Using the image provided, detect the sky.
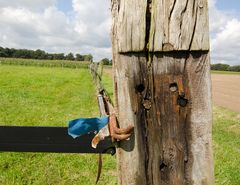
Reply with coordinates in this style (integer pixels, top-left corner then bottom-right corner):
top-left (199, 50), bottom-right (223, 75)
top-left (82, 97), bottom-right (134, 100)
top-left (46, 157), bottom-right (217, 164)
top-left (0, 0), bottom-right (239, 65)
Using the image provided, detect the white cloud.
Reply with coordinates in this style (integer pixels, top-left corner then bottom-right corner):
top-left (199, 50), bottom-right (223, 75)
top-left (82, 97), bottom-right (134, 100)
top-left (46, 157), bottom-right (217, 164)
top-left (209, 0), bottom-right (240, 65)
top-left (209, 0), bottom-right (230, 34)
top-left (0, 0), bottom-right (56, 11)
top-left (211, 19), bottom-right (240, 65)
top-left (0, 7), bottom-right (75, 48)
top-left (0, 0), bottom-right (112, 61)
top-left (72, 0), bottom-right (111, 48)
top-left (0, 0), bottom-right (239, 64)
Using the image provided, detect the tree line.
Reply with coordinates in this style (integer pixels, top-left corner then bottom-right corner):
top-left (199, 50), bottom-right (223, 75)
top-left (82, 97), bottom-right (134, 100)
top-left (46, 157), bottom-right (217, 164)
top-left (0, 47), bottom-right (93, 62)
top-left (211, 63), bottom-right (240, 72)
top-left (100, 58), bottom-right (112, 65)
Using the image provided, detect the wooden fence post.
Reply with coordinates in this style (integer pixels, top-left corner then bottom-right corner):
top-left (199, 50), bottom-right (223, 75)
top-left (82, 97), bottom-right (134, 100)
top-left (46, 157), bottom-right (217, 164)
top-left (111, 0), bottom-right (214, 184)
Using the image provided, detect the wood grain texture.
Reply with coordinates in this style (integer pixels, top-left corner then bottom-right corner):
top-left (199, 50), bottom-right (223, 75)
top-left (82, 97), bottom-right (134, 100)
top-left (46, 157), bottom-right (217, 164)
top-left (112, 52), bottom-right (213, 185)
top-left (116, 0), bottom-right (147, 52)
top-left (149, 0), bottom-right (210, 51)
top-left (115, 0), bottom-right (209, 52)
top-left (111, 0), bottom-right (213, 184)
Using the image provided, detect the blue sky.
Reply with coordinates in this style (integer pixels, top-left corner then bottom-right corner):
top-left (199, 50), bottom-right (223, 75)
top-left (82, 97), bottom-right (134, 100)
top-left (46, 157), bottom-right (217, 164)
top-left (217, 0), bottom-right (240, 11)
top-left (0, 0), bottom-right (239, 65)
top-left (55, 0), bottom-right (240, 17)
top-left (57, 0), bottom-right (72, 13)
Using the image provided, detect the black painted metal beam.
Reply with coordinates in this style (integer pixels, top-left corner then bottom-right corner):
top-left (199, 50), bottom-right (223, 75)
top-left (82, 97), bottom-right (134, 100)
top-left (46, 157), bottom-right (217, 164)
top-left (0, 126), bottom-right (115, 154)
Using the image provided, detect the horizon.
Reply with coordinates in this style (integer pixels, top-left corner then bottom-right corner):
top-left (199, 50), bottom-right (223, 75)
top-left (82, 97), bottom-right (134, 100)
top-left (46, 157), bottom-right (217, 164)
top-left (0, 0), bottom-right (240, 65)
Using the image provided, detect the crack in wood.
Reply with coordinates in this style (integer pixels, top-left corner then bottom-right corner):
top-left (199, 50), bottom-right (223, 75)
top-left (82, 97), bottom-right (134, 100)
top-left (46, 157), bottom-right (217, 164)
top-left (179, 0), bottom-right (189, 45)
top-left (169, 0), bottom-right (177, 23)
top-left (189, 4), bottom-right (198, 50)
top-left (144, 1), bottom-right (153, 184)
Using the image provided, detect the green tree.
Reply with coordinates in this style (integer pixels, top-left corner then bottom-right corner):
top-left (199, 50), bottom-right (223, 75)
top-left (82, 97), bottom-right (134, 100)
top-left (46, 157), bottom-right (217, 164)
top-left (75, 54), bottom-right (84, 61)
top-left (228, 65), bottom-right (240, 72)
top-left (101, 58), bottom-right (110, 65)
top-left (84, 54), bottom-right (93, 62)
top-left (53, 53), bottom-right (65, 60)
top-left (65, 53), bottom-right (75, 61)
top-left (34, 49), bottom-right (46, 59)
top-left (211, 63), bottom-right (230, 71)
top-left (0, 47), bottom-right (7, 57)
top-left (5, 48), bottom-right (15, 57)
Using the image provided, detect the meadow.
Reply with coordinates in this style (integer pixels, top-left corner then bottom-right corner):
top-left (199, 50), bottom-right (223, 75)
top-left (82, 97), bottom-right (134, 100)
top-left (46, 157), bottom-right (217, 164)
top-left (0, 65), bottom-right (117, 185)
top-left (0, 62), bottom-right (239, 185)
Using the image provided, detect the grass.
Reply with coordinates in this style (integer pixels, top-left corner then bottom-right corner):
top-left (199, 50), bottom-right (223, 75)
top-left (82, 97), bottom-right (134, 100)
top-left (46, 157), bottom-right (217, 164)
top-left (0, 65), bottom-right (117, 185)
top-left (0, 64), bottom-right (239, 184)
top-left (0, 65), bottom-right (97, 126)
top-left (213, 106), bottom-right (240, 185)
top-left (211, 70), bottom-right (240, 75)
top-left (211, 67), bottom-right (240, 184)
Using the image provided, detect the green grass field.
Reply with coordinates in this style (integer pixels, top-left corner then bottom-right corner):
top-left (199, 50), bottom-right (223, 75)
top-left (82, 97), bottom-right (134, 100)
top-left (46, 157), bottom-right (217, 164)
top-left (211, 70), bottom-right (240, 75)
top-left (0, 64), bottom-right (239, 184)
top-left (213, 106), bottom-right (240, 185)
top-left (0, 65), bottom-right (117, 185)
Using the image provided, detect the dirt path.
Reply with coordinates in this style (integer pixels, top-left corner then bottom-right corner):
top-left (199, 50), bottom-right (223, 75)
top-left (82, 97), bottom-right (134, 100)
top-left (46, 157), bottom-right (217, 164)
top-left (212, 74), bottom-right (240, 113)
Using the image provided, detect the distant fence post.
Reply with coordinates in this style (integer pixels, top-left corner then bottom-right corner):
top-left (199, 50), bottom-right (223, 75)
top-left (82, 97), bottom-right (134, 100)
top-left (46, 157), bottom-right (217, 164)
top-left (111, 0), bottom-right (214, 184)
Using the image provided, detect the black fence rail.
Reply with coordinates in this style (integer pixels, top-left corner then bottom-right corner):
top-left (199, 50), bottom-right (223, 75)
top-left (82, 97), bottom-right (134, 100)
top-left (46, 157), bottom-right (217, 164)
top-left (0, 126), bottom-right (115, 154)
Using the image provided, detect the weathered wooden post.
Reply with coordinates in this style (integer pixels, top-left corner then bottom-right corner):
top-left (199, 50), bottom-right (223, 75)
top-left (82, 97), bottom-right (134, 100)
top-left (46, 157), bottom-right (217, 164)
top-left (111, 0), bottom-right (214, 184)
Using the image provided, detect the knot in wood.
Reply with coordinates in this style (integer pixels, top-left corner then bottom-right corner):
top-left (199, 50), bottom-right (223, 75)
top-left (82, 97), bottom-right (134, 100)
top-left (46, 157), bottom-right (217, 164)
top-left (143, 99), bottom-right (152, 110)
top-left (199, 3), bottom-right (204, 8)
